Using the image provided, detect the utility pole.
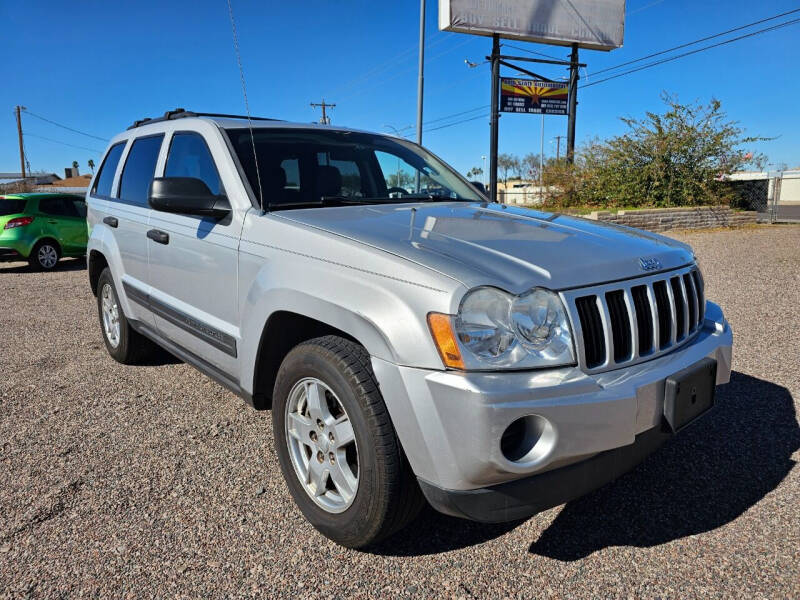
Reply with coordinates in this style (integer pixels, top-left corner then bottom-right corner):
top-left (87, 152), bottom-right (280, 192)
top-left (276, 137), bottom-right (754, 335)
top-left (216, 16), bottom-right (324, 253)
top-left (489, 34), bottom-right (500, 203)
top-left (415, 0), bottom-right (426, 192)
top-left (553, 135), bottom-right (565, 161)
top-left (566, 43), bottom-right (579, 164)
top-left (310, 99), bottom-right (335, 124)
top-left (15, 105), bottom-right (26, 179)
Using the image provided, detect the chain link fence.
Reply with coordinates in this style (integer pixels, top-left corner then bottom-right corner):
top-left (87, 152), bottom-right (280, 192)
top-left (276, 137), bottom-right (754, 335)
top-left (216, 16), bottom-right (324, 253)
top-left (725, 171), bottom-right (800, 224)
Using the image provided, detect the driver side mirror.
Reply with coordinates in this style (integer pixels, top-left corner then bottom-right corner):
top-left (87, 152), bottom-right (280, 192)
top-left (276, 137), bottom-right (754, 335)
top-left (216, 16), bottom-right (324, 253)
top-left (148, 177), bottom-right (231, 218)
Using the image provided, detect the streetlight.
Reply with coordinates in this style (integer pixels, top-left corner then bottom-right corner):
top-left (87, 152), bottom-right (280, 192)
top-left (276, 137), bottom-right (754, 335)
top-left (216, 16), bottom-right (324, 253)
top-left (481, 155), bottom-right (487, 188)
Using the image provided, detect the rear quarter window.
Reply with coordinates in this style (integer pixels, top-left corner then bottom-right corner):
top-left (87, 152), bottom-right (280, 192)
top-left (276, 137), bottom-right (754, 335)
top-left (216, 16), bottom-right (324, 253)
top-left (92, 142), bottom-right (126, 197)
top-left (0, 199), bottom-right (27, 216)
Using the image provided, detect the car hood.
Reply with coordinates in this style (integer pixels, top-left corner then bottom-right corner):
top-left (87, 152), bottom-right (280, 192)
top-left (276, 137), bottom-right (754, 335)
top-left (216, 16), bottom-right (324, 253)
top-left (278, 202), bottom-right (694, 293)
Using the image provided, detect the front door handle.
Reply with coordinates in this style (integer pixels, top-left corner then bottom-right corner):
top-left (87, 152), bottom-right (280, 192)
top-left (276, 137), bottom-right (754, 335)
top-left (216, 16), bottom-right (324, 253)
top-left (147, 229), bottom-right (169, 245)
top-left (103, 216), bottom-right (118, 228)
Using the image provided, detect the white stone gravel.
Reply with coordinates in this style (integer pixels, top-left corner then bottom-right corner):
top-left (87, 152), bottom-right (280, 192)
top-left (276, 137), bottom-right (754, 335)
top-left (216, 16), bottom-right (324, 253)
top-left (0, 225), bottom-right (798, 598)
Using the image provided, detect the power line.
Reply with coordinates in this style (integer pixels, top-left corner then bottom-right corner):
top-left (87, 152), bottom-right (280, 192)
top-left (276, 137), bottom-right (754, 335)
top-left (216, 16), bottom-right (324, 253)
top-left (23, 133), bottom-right (104, 153)
top-left (583, 17), bottom-right (800, 88)
top-left (502, 43), bottom-right (564, 61)
top-left (21, 109), bottom-right (109, 142)
top-left (426, 111), bottom-right (488, 133)
top-left (590, 7), bottom-right (800, 77)
top-left (411, 12), bottom-right (800, 134)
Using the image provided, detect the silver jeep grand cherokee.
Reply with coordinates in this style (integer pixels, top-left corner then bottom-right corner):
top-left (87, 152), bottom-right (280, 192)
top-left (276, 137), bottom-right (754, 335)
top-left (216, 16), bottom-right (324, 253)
top-left (86, 109), bottom-right (732, 548)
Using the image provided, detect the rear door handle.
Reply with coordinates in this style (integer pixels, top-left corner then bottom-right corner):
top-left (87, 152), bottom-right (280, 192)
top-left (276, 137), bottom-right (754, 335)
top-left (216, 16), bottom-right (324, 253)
top-left (48, 219), bottom-right (58, 224)
top-left (103, 216), bottom-right (118, 228)
top-left (147, 229), bottom-right (169, 245)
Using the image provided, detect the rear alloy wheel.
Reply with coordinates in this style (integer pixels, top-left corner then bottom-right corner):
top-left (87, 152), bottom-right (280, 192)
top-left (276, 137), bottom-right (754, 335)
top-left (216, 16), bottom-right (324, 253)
top-left (272, 336), bottom-right (424, 548)
top-left (96, 267), bottom-right (155, 364)
top-left (29, 241), bottom-right (60, 270)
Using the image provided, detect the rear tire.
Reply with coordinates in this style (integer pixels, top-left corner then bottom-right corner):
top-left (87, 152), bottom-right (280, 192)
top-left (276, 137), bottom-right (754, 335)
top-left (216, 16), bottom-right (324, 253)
top-left (29, 240), bottom-right (60, 271)
top-left (272, 335), bottom-right (424, 548)
top-left (96, 268), bottom-right (154, 364)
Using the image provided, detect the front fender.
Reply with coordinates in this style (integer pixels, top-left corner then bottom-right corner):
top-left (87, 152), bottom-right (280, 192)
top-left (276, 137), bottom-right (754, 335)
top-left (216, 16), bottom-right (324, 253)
top-left (236, 244), bottom-right (459, 395)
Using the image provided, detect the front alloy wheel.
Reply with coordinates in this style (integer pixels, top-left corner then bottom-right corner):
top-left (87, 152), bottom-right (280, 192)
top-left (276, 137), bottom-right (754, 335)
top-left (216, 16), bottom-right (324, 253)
top-left (285, 377), bottom-right (359, 513)
top-left (272, 336), bottom-right (424, 548)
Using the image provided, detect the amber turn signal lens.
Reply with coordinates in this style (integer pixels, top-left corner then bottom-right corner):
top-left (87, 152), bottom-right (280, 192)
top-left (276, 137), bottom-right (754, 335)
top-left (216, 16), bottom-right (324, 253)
top-left (427, 313), bottom-right (464, 369)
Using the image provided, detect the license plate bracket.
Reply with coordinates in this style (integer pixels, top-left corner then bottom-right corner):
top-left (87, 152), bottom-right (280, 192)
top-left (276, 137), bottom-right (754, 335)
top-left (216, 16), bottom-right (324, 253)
top-left (663, 357), bottom-right (717, 432)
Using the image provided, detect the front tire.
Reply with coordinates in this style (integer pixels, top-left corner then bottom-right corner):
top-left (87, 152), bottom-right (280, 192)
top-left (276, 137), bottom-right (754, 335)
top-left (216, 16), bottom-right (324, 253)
top-left (96, 268), bottom-right (154, 364)
top-left (29, 240), bottom-right (60, 271)
top-left (272, 336), bottom-right (424, 548)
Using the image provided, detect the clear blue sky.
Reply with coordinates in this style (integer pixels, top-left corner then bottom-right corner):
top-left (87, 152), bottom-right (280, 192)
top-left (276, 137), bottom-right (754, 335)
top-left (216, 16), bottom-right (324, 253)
top-left (3, 0), bottom-right (798, 177)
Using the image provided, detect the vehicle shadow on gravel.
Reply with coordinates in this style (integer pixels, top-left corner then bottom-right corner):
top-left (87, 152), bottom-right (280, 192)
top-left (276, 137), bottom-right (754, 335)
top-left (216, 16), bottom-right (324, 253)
top-left (528, 371), bottom-right (799, 561)
top-left (0, 258), bottom-right (86, 273)
top-left (368, 505), bottom-right (523, 556)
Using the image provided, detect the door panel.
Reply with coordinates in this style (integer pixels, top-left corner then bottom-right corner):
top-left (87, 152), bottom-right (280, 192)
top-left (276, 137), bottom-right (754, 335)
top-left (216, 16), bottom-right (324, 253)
top-left (147, 211), bottom-right (240, 374)
top-left (147, 131), bottom-right (241, 375)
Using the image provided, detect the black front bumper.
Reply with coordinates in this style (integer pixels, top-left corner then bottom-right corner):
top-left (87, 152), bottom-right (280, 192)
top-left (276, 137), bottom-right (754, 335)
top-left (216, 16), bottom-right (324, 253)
top-left (418, 426), bottom-right (672, 523)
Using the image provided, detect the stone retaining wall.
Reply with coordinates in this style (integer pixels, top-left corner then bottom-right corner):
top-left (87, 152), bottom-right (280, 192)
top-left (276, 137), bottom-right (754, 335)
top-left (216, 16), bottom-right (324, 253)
top-left (581, 206), bottom-right (757, 232)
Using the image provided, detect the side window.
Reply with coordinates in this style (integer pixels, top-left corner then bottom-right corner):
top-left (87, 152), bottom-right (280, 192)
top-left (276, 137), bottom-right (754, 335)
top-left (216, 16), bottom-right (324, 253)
top-left (92, 142), bottom-right (126, 197)
top-left (39, 198), bottom-right (78, 217)
top-left (119, 135), bottom-right (165, 205)
top-left (164, 133), bottom-right (222, 195)
top-left (72, 199), bottom-right (87, 218)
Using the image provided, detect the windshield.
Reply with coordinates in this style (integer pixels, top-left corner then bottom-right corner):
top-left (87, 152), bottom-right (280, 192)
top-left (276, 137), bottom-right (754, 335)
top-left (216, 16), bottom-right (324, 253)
top-left (224, 128), bottom-right (483, 210)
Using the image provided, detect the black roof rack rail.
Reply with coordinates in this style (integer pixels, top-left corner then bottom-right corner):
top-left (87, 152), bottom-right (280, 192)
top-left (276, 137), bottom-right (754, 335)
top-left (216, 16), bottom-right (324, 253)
top-left (127, 108), bottom-right (280, 130)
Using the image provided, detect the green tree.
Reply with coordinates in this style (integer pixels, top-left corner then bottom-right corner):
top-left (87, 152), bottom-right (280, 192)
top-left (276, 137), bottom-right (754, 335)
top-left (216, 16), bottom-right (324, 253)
top-left (577, 94), bottom-right (768, 208)
top-left (72, 160), bottom-right (79, 170)
top-left (521, 153), bottom-right (541, 181)
top-left (497, 153), bottom-right (519, 184)
top-left (466, 166), bottom-right (483, 180)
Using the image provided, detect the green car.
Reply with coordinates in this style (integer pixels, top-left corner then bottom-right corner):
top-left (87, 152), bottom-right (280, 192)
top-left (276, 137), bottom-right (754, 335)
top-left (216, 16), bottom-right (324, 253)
top-left (0, 193), bottom-right (88, 270)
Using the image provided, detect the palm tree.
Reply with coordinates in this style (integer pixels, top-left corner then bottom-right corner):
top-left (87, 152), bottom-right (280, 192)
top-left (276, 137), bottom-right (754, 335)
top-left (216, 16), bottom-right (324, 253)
top-left (88, 159), bottom-right (95, 174)
top-left (72, 160), bottom-right (79, 169)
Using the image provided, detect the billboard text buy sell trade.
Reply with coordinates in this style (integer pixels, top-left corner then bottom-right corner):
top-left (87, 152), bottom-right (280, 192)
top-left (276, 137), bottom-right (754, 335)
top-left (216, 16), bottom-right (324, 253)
top-left (500, 79), bottom-right (569, 115)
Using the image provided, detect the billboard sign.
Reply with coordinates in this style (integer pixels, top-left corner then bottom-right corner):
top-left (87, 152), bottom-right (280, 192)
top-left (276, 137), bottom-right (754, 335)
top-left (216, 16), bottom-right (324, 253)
top-left (439, 0), bottom-right (626, 51)
top-left (501, 78), bottom-right (568, 115)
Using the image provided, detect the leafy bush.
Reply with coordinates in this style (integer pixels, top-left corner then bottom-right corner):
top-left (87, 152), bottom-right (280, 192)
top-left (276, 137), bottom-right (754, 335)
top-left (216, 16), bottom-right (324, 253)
top-left (538, 94), bottom-right (767, 209)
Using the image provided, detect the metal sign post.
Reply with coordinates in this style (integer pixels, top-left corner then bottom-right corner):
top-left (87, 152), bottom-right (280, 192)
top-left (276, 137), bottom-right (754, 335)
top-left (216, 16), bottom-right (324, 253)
top-left (489, 35), bottom-right (500, 203)
top-left (566, 44), bottom-right (580, 164)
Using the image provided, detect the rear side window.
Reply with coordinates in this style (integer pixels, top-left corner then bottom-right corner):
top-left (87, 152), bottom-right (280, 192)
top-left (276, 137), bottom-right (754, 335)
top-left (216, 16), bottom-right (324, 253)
top-left (92, 142), bottom-right (126, 197)
top-left (0, 199), bottom-right (27, 216)
top-left (164, 133), bottom-right (222, 195)
top-left (39, 197), bottom-right (80, 217)
top-left (72, 199), bottom-right (87, 218)
top-left (119, 135), bottom-right (164, 205)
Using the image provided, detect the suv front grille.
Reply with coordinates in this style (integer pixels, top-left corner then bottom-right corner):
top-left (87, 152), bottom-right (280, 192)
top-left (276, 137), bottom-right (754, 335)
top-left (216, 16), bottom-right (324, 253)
top-left (561, 265), bottom-right (705, 373)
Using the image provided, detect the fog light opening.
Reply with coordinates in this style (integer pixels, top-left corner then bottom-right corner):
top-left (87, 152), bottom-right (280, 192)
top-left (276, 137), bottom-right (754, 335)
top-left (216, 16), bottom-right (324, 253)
top-left (500, 415), bottom-right (554, 464)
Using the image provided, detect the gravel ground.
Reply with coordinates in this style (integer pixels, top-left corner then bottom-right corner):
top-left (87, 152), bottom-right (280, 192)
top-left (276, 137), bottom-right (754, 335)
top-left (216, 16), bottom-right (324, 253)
top-left (1, 225), bottom-right (798, 599)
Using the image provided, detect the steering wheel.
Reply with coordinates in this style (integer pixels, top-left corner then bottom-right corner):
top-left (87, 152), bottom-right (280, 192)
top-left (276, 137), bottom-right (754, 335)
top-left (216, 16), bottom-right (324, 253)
top-left (386, 187), bottom-right (409, 197)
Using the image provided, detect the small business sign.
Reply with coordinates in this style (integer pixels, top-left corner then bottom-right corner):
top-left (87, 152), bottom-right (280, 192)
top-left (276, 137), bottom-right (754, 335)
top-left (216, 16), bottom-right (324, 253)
top-left (500, 78), bottom-right (568, 115)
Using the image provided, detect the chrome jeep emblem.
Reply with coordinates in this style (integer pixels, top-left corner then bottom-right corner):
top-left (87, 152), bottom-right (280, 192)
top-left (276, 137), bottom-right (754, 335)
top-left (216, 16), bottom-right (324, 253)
top-left (639, 257), bottom-right (663, 272)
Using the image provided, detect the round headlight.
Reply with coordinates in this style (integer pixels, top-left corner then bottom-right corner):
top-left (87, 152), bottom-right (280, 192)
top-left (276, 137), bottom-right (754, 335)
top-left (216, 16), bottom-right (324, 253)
top-left (454, 287), bottom-right (515, 360)
top-left (510, 288), bottom-right (573, 358)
